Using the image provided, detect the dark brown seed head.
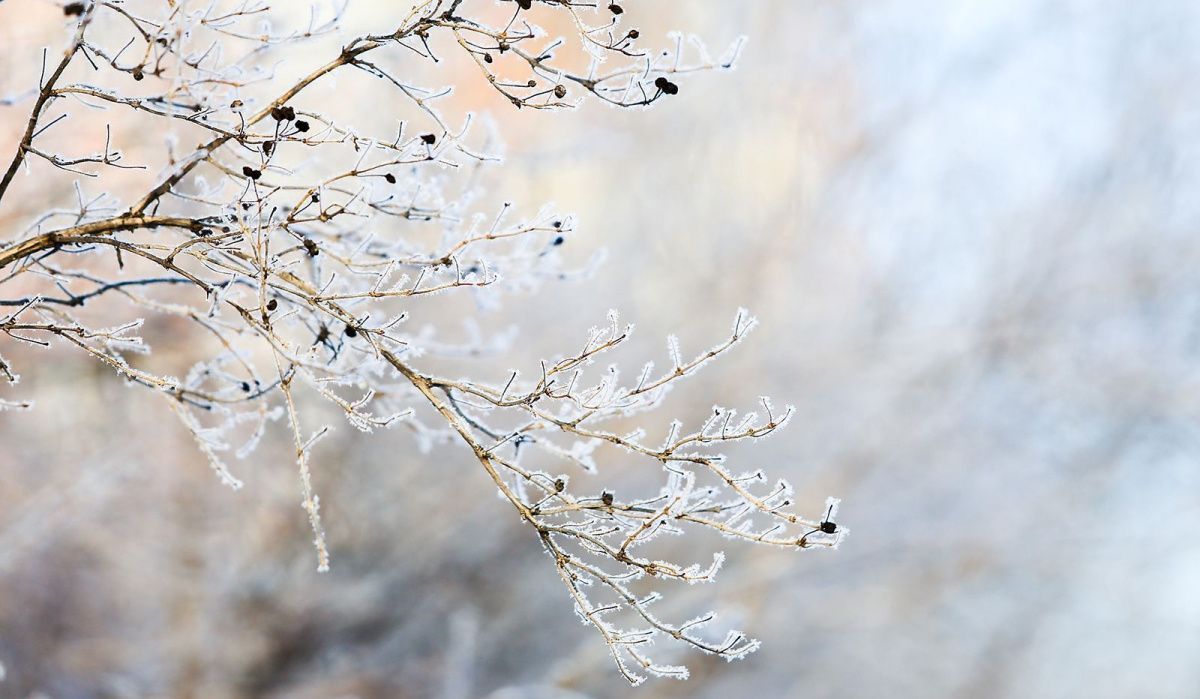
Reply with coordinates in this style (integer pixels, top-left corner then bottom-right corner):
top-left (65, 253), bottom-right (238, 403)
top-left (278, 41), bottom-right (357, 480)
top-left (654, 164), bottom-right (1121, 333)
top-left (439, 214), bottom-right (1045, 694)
top-left (601, 491), bottom-right (614, 506)
top-left (64, 2), bottom-right (86, 17)
top-left (266, 299), bottom-right (278, 311)
top-left (609, 3), bottom-right (623, 14)
top-left (420, 133), bottom-right (437, 145)
top-left (553, 84), bottom-right (567, 99)
top-left (242, 166), bottom-right (261, 180)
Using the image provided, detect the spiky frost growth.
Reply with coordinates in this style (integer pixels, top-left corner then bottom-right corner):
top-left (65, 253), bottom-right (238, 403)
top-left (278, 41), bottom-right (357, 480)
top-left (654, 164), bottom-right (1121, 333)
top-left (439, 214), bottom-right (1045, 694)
top-left (0, 0), bottom-right (839, 682)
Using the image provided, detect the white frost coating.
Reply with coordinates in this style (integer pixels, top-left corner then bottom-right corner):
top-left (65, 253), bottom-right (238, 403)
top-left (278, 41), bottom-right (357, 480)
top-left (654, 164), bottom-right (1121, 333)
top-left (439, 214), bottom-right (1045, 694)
top-left (168, 400), bottom-right (244, 491)
top-left (0, 2), bottom-right (841, 685)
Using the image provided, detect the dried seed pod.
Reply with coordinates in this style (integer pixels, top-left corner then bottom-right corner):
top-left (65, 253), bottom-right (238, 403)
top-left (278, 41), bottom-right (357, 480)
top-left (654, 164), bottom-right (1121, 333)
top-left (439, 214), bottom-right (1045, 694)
top-left (654, 76), bottom-right (679, 95)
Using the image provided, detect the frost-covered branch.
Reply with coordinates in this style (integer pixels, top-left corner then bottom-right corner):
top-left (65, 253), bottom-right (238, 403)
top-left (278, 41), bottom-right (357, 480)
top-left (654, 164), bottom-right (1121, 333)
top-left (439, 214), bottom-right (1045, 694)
top-left (0, 0), bottom-right (838, 684)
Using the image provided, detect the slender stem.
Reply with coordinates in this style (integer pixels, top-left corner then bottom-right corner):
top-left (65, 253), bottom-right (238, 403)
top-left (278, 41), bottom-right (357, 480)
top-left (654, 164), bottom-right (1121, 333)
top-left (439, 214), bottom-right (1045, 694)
top-left (0, 13), bottom-right (92, 207)
top-left (0, 216), bottom-right (205, 270)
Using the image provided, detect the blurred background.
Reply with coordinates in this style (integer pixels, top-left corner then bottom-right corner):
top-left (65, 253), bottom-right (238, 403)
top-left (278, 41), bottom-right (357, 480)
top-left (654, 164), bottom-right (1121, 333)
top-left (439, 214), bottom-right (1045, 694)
top-left (3, 1), bottom-right (1200, 697)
